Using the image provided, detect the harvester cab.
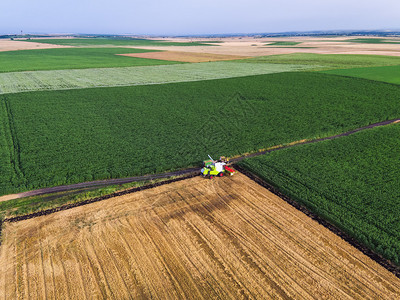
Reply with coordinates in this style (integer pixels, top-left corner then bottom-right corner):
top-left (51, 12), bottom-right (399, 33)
top-left (201, 155), bottom-right (236, 179)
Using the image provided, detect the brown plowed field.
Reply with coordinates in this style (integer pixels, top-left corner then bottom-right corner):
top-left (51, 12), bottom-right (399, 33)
top-left (1, 173), bottom-right (400, 299)
top-left (118, 51), bottom-right (251, 62)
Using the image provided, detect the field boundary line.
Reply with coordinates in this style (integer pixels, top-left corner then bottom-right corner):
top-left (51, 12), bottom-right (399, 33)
top-left (233, 164), bottom-right (400, 280)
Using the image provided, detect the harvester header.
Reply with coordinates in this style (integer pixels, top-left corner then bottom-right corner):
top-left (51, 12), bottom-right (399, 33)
top-left (201, 155), bottom-right (236, 179)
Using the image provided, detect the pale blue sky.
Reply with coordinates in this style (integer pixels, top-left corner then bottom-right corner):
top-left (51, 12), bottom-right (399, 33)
top-left (1, 0), bottom-right (399, 35)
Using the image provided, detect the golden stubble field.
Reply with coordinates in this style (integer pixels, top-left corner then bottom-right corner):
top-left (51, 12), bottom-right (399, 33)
top-left (0, 40), bottom-right (71, 52)
top-left (1, 173), bottom-right (400, 299)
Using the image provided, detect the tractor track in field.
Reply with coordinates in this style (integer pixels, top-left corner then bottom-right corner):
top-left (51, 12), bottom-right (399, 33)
top-left (1, 117), bottom-right (398, 203)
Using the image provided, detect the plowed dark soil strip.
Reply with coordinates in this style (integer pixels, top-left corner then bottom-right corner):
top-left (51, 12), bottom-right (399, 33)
top-left (233, 164), bottom-right (400, 280)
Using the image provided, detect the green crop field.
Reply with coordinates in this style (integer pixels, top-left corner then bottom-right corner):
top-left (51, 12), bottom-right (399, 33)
top-left (238, 124), bottom-right (400, 264)
top-left (321, 65), bottom-right (400, 85)
top-left (1, 72), bottom-right (400, 196)
top-left (0, 48), bottom-right (181, 73)
top-left (28, 38), bottom-right (220, 47)
top-left (346, 38), bottom-right (400, 44)
top-left (265, 41), bottom-right (301, 46)
top-left (238, 53), bottom-right (400, 70)
top-left (0, 62), bottom-right (312, 94)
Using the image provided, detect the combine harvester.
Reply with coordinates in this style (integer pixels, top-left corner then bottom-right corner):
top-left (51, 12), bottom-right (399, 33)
top-left (201, 155), bottom-right (236, 179)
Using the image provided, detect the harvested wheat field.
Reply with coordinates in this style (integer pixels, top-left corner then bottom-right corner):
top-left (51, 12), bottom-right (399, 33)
top-left (1, 173), bottom-right (400, 299)
top-left (118, 51), bottom-right (251, 62)
top-left (0, 40), bottom-right (71, 52)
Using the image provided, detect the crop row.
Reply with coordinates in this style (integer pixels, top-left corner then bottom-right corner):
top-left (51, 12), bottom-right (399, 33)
top-left (238, 124), bottom-right (400, 264)
top-left (1, 72), bottom-right (400, 196)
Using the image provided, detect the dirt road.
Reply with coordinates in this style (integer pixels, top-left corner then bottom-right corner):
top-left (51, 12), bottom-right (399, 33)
top-left (1, 173), bottom-right (399, 299)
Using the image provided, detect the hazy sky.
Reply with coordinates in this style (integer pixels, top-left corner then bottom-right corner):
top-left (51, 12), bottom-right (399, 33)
top-left (1, 0), bottom-right (399, 35)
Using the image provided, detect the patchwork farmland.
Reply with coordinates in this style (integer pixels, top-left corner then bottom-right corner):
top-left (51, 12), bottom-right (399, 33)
top-left (1, 36), bottom-right (400, 298)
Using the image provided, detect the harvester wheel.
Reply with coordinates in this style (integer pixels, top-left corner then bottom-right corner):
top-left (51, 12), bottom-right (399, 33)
top-left (209, 175), bottom-right (214, 179)
top-left (219, 172), bottom-right (223, 177)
